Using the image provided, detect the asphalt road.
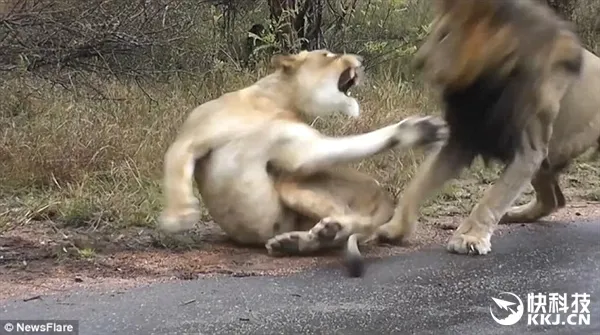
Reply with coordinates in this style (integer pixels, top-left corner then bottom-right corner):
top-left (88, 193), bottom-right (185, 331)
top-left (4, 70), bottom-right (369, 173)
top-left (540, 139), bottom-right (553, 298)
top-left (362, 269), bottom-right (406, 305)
top-left (1, 221), bottom-right (599, 335)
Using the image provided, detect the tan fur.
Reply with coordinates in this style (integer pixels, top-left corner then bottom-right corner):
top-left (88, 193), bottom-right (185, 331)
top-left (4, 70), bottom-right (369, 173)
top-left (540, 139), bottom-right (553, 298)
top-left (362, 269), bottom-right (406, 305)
top-left (376, 0), bottom-right (600, 255)
top-left (158, 49), bottom-right (448, 269)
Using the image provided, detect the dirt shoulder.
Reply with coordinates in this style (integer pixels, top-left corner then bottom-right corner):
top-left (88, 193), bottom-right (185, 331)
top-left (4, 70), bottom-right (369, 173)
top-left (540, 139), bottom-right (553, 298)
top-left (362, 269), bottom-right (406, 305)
top-left (2, 201), bottom-right (600, 302)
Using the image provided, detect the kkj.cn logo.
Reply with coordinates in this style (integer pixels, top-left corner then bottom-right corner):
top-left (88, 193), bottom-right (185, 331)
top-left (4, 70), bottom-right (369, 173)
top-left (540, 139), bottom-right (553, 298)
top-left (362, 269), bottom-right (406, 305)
top-left (489, 292), bottom-right (524, 326)
top-left (489, 291), bottom-right (591, 326)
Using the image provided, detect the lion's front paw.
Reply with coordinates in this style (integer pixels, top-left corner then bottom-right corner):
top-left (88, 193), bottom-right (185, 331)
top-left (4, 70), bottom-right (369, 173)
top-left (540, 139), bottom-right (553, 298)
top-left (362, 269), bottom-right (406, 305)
top-left (309, 217), bottom-right (344, 241)
top-left (446, 232), bottom-right (492, 255)
top-left (395, 115), bottom-right (449, 148)
top-left (158, 206), bottom-right (200, 233)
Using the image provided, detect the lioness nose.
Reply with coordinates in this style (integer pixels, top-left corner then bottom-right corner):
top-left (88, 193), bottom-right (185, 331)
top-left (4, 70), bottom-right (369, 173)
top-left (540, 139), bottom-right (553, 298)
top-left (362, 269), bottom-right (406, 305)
top-left (345, 54), bottom-right (363, 64)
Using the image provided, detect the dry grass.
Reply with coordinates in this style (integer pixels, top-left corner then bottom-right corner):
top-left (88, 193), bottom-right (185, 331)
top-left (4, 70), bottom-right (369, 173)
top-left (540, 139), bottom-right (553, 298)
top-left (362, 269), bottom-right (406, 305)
top-left (0, 68), bottom-right (434, 230)
top-left (2, 67), bottom-right (600, 235)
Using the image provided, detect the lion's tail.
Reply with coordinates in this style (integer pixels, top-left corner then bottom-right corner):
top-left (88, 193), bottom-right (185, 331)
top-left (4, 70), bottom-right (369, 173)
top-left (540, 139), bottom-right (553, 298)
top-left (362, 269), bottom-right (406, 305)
top-left (345, 233), bottom-right (364, 278)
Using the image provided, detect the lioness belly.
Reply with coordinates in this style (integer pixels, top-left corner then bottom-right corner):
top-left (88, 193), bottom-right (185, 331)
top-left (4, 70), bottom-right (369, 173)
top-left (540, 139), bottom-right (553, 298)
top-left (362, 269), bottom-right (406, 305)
top-left (195, 147), bottom-right (292, 244)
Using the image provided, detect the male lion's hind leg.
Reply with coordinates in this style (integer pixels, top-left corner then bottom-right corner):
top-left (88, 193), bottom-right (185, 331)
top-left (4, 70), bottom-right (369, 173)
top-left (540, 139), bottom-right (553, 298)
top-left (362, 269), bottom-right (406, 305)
top-left (500, 167), bottom-right (566, 224)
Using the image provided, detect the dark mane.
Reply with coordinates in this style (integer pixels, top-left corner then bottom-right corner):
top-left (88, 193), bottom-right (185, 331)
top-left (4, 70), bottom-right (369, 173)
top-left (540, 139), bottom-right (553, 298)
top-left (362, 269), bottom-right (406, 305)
top-left (442, 68), bottom-right (535, 164)
top-left (439, 0), bottom-right (581, 165)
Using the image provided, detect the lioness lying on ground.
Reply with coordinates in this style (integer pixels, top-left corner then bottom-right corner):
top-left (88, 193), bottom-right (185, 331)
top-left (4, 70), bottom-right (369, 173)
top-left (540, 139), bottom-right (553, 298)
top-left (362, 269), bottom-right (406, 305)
top-left (158, 49), bottom-right (448, 276)
top-left (376, 0), bottom-right (600, 255)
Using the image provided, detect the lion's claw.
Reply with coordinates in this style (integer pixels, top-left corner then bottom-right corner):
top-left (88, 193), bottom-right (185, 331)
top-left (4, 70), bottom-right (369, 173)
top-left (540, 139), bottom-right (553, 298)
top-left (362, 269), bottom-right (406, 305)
top-left (446, 233), bottom-right (492, 255)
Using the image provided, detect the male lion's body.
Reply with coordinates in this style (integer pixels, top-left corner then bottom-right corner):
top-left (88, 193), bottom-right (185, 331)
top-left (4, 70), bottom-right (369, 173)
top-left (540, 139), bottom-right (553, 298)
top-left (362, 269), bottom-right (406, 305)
top-left (547, 49), bottom-right (600, 166)
top-left (376, 0), bottom-right (600, 255)
top-left (158, 49), bottom-right (447, 276)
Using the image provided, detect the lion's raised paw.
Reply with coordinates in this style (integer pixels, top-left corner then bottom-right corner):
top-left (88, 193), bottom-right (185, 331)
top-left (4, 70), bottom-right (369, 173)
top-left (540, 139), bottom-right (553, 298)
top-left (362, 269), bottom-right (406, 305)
top-left (394, 115), bottom-right (449, 149)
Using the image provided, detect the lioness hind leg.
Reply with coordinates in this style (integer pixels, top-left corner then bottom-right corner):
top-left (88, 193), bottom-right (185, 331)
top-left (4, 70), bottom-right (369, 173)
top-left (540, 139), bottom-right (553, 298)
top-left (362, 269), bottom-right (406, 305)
top-left (266, 182), bottom-right (345, 256)
top-left (266, 180), bottom-right (378, 256)
top-left (265, 230), bottom-right (323, 255)
top-left (265, 216), bottom-right (363, 255)
top-left (274, 180), bottom-right (348, 225)
top-left (500, 168), bottom-right (566, 224)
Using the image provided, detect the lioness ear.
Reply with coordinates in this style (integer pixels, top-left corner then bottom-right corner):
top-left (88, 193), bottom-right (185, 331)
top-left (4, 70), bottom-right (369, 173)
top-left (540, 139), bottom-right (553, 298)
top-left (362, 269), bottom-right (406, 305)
top-left (271, 54), bottom-right (298, 73)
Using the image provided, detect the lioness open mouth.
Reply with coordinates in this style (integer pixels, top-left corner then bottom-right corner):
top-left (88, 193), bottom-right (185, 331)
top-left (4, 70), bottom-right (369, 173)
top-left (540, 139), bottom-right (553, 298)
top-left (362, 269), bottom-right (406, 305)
top-left (338, 67), bottom-right (358, 96)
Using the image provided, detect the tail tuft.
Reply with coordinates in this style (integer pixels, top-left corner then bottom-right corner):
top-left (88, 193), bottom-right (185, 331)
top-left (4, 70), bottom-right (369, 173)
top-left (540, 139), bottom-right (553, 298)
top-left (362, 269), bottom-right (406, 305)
top-left (345, 234), bottom-right (365, 278)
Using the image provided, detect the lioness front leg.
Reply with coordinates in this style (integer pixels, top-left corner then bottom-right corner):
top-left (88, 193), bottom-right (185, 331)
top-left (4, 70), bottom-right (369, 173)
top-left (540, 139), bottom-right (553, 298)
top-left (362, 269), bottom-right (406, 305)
top-left (158, 139), bottom-right (208, 233)
top-left (500, 166), bottom-right (566, 224)
top-left (159, 128), bottom-right (236, 233)
top-left (270, 115), bottom-right (448, 175)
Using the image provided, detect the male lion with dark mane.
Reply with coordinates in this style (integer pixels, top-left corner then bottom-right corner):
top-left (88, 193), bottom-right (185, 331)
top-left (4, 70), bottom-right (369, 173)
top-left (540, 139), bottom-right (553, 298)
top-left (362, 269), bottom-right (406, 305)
top-left (375, 0), bottom-right (600, 255)
top-left (158, 49), bottom-right (448, 276)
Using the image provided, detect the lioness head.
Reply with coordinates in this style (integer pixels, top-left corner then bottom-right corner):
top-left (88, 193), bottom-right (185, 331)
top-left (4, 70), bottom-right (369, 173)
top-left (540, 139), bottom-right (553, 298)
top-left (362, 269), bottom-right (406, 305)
top-left (270, 49), bottom-right (364, 118)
